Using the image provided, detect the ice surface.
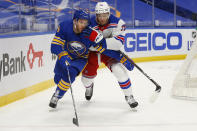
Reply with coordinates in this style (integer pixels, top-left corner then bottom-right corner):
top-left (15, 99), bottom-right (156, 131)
top-left (1, 60), bottom-right (197, 131)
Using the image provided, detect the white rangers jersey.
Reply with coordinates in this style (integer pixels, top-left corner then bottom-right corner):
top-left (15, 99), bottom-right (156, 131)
top-left (90, 14), bottom-right (126, 50)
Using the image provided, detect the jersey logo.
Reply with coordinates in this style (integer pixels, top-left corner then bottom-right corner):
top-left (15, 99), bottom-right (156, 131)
top-left (67, 41), bottom-right (87, 57)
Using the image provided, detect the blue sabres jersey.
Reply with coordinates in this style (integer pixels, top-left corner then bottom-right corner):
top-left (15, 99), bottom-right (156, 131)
top-left (51, 20), bottom-right (93, 60)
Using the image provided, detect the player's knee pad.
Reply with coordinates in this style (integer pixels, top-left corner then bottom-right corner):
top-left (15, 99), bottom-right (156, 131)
top-left (61, 66), bottom-right (79, 84)
top-left (111, 63), bottom-right (129, 82)
top-left (81, 76), bottom-right (94, 87)
top-left (68, 66), bottom-right (79, 83)
top-left (54, 73), bottom-right (62, 84)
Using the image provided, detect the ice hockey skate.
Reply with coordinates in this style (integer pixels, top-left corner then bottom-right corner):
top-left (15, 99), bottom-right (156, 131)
top-left (125, 95), bottom-right (138, 110)
top-left (49, 93), bottom-right (59, 108)
top-left (85, 83), bottom-right (94, 100)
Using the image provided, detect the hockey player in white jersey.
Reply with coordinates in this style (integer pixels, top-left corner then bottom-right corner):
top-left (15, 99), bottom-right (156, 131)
top-left (81, 2), bottom-right (138, 109)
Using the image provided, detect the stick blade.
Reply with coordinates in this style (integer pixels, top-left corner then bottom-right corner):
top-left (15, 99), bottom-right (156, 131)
top-left (149, 86), bottom-right (161, 103)
top-left (73, 118), bottom-right (79, 127)
top-left (149, 91), bottom-right (159, 103)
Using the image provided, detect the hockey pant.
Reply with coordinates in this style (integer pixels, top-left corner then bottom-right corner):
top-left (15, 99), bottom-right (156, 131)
top-left (54, 58), bottom-right (87, 98)
top-left (82, 51), bottom-right (133, 96)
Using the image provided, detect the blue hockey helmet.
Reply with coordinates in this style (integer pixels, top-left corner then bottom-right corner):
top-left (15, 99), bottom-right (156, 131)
top-left (73, 9), bottom-right (90, 21)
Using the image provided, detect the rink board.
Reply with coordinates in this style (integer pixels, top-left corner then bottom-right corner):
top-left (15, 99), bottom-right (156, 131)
top-left (0, 28), bottom-right (195, 107)
top-left (0, 34), bottom-right (56, 107)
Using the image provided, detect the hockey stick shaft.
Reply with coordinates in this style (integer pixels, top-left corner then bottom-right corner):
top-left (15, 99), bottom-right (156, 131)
top-left (121, 52), bottom-right (161, 92)
top-left (132, 62), bottom-right (161, 91)
top-left (66, 62), bottom-right (79, 127)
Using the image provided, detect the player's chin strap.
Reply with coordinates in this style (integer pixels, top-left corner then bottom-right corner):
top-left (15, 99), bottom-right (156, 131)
top-left (120, 51), bottom-right (162, 103)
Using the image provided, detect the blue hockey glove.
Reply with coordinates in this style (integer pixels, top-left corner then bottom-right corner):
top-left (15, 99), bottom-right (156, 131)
top-left (93, 39), bottom-right (107, 53)
top-left (102, 50), bottom-right (134, 71)
top-left (58, 51), bottom-right (72, 68)
top-left (120, 53), bottom-right (134, 71)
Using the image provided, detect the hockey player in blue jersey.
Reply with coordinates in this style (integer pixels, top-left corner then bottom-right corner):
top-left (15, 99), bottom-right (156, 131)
top-left (49, 9), bottom-right (105, 108)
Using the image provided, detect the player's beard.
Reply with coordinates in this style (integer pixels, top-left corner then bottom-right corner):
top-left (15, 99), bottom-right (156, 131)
top-left (96, 17), bottom-right (109, 26)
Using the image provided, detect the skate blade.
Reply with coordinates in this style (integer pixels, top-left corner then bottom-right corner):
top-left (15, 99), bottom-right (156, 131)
top-left (130, 107), bottom-right (138, 112)
top-left (48, 107), bottom-right (58, 112)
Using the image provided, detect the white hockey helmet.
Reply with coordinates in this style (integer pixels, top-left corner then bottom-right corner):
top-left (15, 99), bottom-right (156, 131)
top-left (95, 2), bottom-right (110, 14)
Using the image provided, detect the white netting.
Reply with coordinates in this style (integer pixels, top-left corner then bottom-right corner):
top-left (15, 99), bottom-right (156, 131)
top-left (172, 31), bottom-right (197, 100)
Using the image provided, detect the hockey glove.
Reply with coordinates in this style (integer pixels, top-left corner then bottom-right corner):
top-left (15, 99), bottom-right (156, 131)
top-left (103, 50), bottom-right (134, 71)
top-left (93, 39), bottom-right (107, 53)
top-left (58, 51), bottom-right (72, 68)
top-left (120, 53), bottom-right (134, 71)
top-left (82, 27), bottom-right (107, 53)
top-left (82, 27), bottom-right (104, 44)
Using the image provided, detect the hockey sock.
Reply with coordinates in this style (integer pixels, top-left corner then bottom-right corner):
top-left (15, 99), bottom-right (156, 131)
top-left (118, 79), bottom-right (133, 96)
top-left (81, 76), bottom-right (94, 88)
top-left (55, 79), bottom-right (71, 99)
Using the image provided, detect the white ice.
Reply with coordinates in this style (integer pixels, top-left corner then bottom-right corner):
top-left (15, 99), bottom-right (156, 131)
top-left (1, 60), bottom-right (197, 131)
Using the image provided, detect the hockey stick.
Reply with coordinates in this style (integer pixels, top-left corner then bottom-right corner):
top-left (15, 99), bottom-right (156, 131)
top-left (120, 51), bottom-right (161, 102)
top-left (65, 62), bottom-right (79, 127)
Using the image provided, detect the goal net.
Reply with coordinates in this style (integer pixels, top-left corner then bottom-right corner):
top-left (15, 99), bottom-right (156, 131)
top-left (172, 31), bottom-right (197, 100)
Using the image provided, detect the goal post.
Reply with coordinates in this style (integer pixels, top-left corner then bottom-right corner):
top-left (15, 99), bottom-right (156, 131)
top-left (172, 30), bottom-right (197, 100)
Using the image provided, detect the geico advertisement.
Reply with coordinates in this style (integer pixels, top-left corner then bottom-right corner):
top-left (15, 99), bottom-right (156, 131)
top-left (0, 34), bottom-right (56, 96)
top-left (124, 29), bottom-right (196, 57)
